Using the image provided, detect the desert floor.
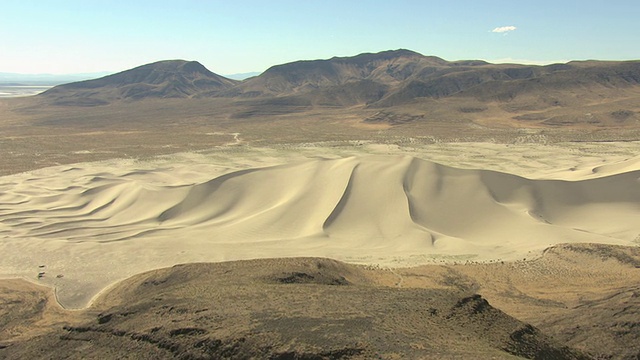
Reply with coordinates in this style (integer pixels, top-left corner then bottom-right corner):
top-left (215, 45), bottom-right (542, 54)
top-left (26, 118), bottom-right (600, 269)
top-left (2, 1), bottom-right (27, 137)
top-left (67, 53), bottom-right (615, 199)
top-left (1, 140), bottom-right (638, 309)
top-left (1, 140), bottom-right (639, 358)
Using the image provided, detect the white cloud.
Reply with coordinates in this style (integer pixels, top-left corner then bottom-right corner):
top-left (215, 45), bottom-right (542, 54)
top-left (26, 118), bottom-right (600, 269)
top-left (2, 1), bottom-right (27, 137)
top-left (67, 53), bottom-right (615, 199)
top-left (491, 26), bottom-right (517, 33)
top-left (486, 58), bottom-right (570, 66)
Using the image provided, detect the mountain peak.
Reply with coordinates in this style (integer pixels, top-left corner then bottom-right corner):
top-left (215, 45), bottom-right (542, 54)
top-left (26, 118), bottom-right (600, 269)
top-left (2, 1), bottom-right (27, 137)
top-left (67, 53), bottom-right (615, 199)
top-left (332, 49), bottom-right (421, 59)
top-left (224, 49), bottom-right (450, 98)
top-left (67, 59), bottom-right (222, 87)
top-left (40, 59), bottom-right (237, 105)
top-left (136, 60), bottom-right (213, 76)
top-left (330, 49), bottom-right (441, 64)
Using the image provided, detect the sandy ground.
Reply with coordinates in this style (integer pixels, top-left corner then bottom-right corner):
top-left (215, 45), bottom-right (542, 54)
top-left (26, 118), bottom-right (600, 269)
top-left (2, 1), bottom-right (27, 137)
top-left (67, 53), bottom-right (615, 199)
top-left (1, 141), bottom-right (639, 309)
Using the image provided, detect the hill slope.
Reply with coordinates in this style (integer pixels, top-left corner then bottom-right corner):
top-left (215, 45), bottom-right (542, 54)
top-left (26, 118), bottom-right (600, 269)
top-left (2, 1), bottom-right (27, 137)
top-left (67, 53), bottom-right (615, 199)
top-left (40, 60), bottom-right (237, 105)
top-left (218, 50), bottom-right (640, 125)
top-left (222, 49), bottom-right (444, 97)
top-left (0, 258), bottom-right (588, 359)
top-left (225, 49), bottom-right (640, 107)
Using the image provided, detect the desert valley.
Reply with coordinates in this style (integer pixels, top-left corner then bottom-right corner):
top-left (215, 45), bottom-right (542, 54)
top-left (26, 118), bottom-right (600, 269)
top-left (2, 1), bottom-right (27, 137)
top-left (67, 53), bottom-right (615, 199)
top-left (1, 49), bottom-right (640, 359)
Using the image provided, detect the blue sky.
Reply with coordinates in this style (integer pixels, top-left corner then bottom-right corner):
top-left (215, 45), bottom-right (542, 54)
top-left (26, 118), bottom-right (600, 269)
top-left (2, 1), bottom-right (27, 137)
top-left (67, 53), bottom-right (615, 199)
top-left (2, 0), bottom-right (639, 74)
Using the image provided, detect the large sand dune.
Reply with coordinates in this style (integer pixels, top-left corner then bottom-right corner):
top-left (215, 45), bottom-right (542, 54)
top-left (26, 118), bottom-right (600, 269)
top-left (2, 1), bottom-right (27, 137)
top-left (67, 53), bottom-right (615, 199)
top-left (1, 152), bottom-right (639, 309)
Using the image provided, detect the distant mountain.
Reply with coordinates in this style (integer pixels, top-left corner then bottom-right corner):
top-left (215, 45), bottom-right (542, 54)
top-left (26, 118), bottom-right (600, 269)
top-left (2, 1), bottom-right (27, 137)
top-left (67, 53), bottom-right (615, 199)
top-left (36, 50), bottom-right (640, 115)
top-left (224, 71), bottom-right (262, 80)
top-left (40, 60), bottom-right (237, 106)
top-left (375, 59), bottom-right (640, 107)
top-left (0, 72), bottom-right (112, 86)
top-left (226, 49), bottom-right (640, 108)
top-left (222, 49), bottom-right (445, 99)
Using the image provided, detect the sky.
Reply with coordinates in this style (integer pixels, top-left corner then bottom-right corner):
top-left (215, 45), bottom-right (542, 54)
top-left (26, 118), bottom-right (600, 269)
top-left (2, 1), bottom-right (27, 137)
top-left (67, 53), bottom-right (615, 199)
top-left (2, 0), bottom-right (639, 75)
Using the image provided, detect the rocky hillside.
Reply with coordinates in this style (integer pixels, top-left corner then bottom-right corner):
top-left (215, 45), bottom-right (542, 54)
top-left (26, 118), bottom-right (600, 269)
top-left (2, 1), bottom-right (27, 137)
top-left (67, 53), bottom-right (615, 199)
top-left (40, 60), bottom-right (238, 106)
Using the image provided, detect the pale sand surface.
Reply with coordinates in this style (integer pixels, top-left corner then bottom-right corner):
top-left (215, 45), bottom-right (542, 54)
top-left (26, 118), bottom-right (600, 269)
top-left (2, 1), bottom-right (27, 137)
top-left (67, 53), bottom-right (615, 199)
top-left (1, 141), bottom-right (639, 309)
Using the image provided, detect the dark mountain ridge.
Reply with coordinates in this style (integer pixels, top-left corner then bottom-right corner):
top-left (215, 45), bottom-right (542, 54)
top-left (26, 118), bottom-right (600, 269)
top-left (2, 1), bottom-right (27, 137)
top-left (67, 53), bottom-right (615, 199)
top-left (221, 49), bottom-right (448, 98)
top-left (38, 50), bottom-right (640, 112)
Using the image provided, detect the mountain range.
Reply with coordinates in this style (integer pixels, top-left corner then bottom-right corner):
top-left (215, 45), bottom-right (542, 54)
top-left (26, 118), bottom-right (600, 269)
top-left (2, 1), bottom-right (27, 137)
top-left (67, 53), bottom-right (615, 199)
top-left (39, 49), bottom-right (640, 107)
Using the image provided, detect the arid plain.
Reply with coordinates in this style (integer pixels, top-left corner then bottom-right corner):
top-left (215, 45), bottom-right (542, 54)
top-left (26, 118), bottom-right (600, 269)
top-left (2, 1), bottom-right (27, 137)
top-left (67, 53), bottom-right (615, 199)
top-left (1, 50), bottom-right (640, 359)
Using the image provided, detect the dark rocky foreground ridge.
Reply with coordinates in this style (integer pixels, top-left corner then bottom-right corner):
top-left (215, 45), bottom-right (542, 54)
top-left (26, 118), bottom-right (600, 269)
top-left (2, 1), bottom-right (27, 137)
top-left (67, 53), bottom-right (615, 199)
top-left (2, 245), bottom-right (640, 359)
top-left (0, 258), bottom-right (589, 359)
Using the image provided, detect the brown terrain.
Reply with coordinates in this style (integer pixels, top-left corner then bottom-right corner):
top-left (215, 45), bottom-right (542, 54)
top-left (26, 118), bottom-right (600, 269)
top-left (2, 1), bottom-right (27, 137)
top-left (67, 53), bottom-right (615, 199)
top-left (1, 49), bottom-right (639, 359)
top-left (1, 245), bottom-right (639, 359)
top-left (2, 49), bottom-right (639, 175)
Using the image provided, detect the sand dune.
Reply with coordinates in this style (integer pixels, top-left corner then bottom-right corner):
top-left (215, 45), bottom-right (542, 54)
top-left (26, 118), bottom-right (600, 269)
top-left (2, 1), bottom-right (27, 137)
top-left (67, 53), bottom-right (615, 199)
top-left (1, 154), bottom-right (639, 308)
top-left (588, 154), bottom-right (640, 176)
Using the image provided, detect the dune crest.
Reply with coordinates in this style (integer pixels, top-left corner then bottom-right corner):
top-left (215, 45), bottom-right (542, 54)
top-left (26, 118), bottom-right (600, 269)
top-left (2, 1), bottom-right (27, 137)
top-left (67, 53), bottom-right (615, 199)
top-left (1, 155), bottom-right (638, 308)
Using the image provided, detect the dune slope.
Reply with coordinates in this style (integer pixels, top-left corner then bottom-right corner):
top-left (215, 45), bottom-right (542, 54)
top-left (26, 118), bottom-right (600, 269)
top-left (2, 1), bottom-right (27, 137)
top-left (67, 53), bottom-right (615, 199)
top-left (1, 155), bottom-right (638, 308)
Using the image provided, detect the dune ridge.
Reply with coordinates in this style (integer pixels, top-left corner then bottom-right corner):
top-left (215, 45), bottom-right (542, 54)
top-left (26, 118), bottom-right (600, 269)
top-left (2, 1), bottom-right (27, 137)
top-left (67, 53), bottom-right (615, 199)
top-left (1, 155), bottom-right (638, 308)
